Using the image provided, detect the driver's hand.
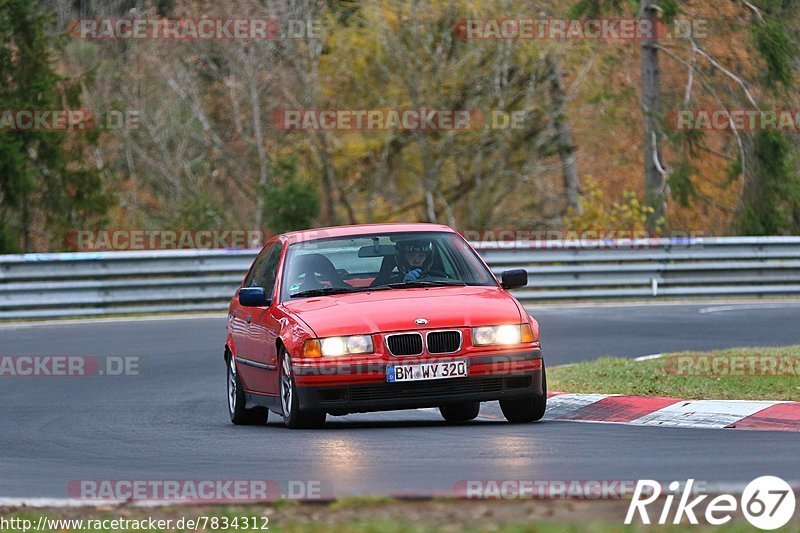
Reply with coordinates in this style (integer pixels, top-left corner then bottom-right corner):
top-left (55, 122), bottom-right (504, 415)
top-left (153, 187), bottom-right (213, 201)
top-left (403, 268), bottom-right (422, 282)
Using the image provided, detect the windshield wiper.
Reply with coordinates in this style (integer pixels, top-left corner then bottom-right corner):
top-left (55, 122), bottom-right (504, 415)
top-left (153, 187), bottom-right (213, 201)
top-left (290, 286), bottom-right (355, 298)
top-left (386, 280), bottom-right (467, 289)
top-left (290, 285), bottom-right (396, 298)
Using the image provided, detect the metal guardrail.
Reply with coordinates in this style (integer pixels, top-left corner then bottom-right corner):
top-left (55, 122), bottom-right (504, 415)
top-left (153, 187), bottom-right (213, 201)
top-left (2, 237), bottom-right (800, 319)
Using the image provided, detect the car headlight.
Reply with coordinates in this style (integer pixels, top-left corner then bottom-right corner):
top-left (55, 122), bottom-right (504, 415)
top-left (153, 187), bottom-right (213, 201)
top-left (304, 335), bottom-right (374, 357)
top-left (472, 324), bottom-right (535, 346)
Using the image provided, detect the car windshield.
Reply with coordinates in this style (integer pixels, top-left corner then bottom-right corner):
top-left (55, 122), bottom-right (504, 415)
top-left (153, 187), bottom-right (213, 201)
top-left (281, 231), bottom-right (497, 300)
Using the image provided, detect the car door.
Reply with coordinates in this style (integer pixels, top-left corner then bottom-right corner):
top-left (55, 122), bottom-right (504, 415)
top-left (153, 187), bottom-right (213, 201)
top-left (245, 242), bottom-right (284, 395)
top-left (232, 242), bottom-right (277, 392)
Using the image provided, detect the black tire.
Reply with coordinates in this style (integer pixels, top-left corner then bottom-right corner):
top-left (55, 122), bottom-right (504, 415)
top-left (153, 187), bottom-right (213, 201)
top-left (279, 349), bottom-right (326, 429)
top-left (227, 355), bottom-right (268, 425)
top-left (500, 366), bottom-right (547, 423)
top-left (439, 401), bottom-right (481, 422)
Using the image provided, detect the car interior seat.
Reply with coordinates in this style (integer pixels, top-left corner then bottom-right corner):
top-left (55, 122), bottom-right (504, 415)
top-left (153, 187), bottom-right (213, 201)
top-left (292, 253), bottom-right (350, 292)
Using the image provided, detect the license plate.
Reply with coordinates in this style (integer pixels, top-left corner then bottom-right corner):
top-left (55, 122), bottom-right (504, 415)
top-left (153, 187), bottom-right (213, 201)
top-left (386, 360), bottom-right (468, 382)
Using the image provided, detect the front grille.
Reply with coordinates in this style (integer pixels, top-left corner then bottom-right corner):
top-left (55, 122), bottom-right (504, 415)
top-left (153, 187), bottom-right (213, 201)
top-left (427, 330), bottom-right (461, 353)
top-left (348, 377), bottom-right (503, 402)
top-left (386, 333), bottom-right (423, 356)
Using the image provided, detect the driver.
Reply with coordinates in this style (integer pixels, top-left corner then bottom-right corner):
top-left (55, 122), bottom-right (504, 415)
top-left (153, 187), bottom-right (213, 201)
top-left (395, 239), bottom-right (434, 282)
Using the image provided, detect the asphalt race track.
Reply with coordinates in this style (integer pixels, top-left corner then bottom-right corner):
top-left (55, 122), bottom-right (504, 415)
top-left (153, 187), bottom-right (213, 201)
top-left (1, 302), bottom-right (799, 499)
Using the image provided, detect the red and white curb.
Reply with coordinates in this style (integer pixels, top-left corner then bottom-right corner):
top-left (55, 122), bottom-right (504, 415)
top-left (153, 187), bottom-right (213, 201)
top-left (545, 393), bottom-right (800, 430)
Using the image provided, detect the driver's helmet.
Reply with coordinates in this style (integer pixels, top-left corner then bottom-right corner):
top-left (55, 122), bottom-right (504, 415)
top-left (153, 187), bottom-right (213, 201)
top-left (395, 238), bottom-right (434, 274)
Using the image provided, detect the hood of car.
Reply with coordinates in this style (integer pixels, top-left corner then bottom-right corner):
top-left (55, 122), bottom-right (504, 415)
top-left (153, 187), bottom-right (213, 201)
top-left (282, 285), bottom-right (522, 337)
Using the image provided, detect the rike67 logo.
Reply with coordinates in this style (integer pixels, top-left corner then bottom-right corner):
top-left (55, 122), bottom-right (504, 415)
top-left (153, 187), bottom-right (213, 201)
top-left (626, 477), bottom-right (796, 530)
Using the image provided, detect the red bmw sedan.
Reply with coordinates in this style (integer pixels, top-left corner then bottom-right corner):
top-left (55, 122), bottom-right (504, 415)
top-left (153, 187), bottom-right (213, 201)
top-left (225, 223), bottom-right (545, 428)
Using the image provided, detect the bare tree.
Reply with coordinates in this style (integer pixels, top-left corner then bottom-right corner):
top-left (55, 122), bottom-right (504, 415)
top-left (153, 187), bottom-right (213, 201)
top-left (544, 52), bottom-right (581, 215)
top-left (640, 0), bottom-right (666, 230)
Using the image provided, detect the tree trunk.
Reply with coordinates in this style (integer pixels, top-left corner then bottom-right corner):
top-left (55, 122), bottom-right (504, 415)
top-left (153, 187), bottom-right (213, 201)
top-left (249, 75), bottom-right (269, 230)
top-left (641, 0), bottom-right (666, 231)
top-left (21, 191), bottom-right (30, 253)
top-left (545, 53), bottom-right (581, 215)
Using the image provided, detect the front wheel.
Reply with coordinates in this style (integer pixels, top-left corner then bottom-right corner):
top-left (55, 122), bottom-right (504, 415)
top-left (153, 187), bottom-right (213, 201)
top-left (279, 350), bottom-right (326, 429)
top-left (439, 401), bottom-right (480, 422)
top-left (227, 355), bottom-right (268, 425)
top-left (500, 367), bottom-right (547, 423)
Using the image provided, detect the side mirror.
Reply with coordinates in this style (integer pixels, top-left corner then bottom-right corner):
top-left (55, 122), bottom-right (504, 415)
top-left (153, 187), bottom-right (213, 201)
top-left (239, 287), bottom-right (270, 307)
top-left (501, 269), bottom-right (528, 290)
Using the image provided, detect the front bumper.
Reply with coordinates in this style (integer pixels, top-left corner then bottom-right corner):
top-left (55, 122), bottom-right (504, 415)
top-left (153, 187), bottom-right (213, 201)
top-left (293, 349), bottom-right (544, 415)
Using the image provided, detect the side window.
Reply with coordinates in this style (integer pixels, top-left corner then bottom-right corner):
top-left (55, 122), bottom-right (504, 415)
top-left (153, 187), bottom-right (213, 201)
top-left (244, 243), bottom-right (276, 288)
top-left (255, 243), bottom-right (284, 299)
